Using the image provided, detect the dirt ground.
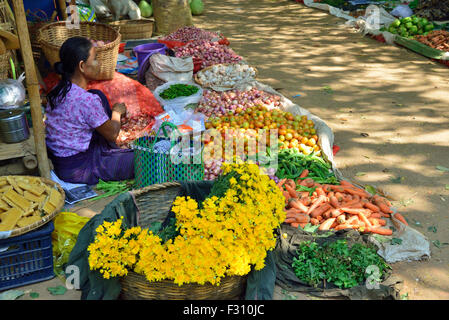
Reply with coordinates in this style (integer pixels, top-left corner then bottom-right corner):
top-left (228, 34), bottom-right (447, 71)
top-left (193, 0), bottom-right (449, 300)
top-left (6, 0), bottom-right (449, 301)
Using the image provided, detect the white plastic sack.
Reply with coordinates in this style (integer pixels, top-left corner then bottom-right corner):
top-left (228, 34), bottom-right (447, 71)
top-left (154, 81), bottom-right (203, 111)
top-left (89, 0), bottom-right (112, 18)
top-left (0, 73), bottom-right (26, 109)
top-left (150, 53), bottom-right (194, 83)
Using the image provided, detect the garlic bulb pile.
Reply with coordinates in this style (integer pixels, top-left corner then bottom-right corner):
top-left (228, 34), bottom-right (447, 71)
top-left (196, 64), bottom-right (256, 88)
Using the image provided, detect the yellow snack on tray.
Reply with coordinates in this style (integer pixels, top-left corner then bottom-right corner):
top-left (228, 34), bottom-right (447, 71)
top-left (22, 206), bottom-right (35, 217)
top-left (6, 177), bottom-right (23, 195)
top-left (23, 191), bottom-right (46, 203)
top-left (0, 185), bottom-right (13, 193)
top-left (0, 198), bottom-right (10, 211)
top-left (2, 195), bottom-right (24, 214)
top-left (16, 215), bottom-right (42, 228)
top-left (3, 188), bottom-right (31, 212)
top-left (42, 200), bottom-right (56, 215)
top-left (17, 181), bottom-right (45, 197)
top-left (0, 180), bottom-right (7, 187)
top-left (48, 188), bottom-right (62, 208)
top-left (0, 207), bottom-right (22, 231)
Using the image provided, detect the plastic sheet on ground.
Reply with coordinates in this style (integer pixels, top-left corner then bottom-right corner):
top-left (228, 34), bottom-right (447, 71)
top-left (368, 210), bottom-right (431, 264)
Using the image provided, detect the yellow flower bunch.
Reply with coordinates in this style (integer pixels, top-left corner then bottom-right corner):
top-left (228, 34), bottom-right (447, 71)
top-left (87, 218), bottom-right (144, 279)
top-left (88, 163), bottom-right (286, 286)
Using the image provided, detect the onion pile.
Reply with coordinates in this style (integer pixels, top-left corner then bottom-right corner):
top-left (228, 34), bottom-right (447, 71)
top-left (161, 26), bottom-right (220, 42)
top-left (197, 88), bottom-right (282, 118)
top-left (117, 112), bottom-right (153, 148)
top-left (204, 159), bottom-right (223, 180)
top-left (174, 40), bottom-right (242, 69)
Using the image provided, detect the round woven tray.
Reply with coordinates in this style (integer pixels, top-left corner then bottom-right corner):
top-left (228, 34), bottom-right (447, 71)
top-left (6, 176), bottom-right (65, 238)
top-left (109, 19), bottom-right (154, 40)
top-left (194, 63), bottom-right (258, 88)
top-left (118, 182), bottom-right (247, 300)
top-left (37, 21), bottom-right (121, 80)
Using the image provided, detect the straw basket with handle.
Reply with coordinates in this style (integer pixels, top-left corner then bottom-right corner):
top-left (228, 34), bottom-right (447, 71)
top-left (37, 21), bottom-right (121, 80)
top-left (118, 182), bottom-right (247, 300)
top-left (109, 18), bottom-right (154, 40)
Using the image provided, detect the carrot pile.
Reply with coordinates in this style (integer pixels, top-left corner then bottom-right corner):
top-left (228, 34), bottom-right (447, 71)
top-left (278, 170), bottom-right (408, 236)
top-left (415, 30), bottom-right (449, 51)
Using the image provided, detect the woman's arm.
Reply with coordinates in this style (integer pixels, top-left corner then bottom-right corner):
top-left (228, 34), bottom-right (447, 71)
top-left (95, 103), bottom-right (127, 142)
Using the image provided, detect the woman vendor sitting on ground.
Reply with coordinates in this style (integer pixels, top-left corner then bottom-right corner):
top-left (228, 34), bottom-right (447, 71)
top-left (45, 36), bottom-right (134, 185)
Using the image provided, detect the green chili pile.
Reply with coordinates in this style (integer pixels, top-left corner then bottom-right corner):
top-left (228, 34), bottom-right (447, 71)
top-left (275, 148), bottom-right (338, 184)
top-left (160, 84), bottom-right (199, 100)
top-left (89, 179), bottom-right (134, 201)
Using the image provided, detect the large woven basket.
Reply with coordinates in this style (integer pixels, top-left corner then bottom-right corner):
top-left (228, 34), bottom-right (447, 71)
top-left (5, 176), bottom-right (65, 238)
top-left (0, 50), bottom-right (10, 80)
top-left (37, 21), bottom-right (121, 80)
top-left (109, 19), bottom-right (154, 40)
top-left (118, 182), bottom-right (247, 300)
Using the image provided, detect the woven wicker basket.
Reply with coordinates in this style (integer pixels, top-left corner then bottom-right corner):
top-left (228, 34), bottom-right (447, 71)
top-left (109, 19), bottom-right (154, 40)
top-left (118, 182), bottom-right (247, 300)
top-left (27, 21), bottom-right (50, 61)
top-left (0, 50), bottom-right (10, 80)
top-left (37, 21), bottom-right (121, 80)
top-left (194, 63), bottom-right (258, 89)
top-left (6, 176), bottom-right (65, 238)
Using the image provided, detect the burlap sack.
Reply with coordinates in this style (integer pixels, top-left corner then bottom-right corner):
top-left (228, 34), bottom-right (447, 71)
top-left (152, 0), bottom-right (194, 36)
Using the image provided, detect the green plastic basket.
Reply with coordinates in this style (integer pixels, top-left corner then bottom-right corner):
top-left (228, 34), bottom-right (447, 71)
top-left (132, 122), bottom-right (204, 188)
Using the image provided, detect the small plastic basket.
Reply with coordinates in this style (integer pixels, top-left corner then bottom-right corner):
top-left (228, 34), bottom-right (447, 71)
top-left (132, 122), bottom-right (204, 188)
top-left (0, 221), bottom-right (55, 291)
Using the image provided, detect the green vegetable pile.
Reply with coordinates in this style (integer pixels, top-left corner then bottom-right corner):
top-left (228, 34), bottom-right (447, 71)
top-left (292, 240), bottom-right (390, 289)
top-left (275, 148), bottom-right (339, 184)
top-left (89, 179), bottom-right (135, 201)
top-left (160, 84), bottom-right (199, 100)
top-left (388, 15), bottom-right (435, 38)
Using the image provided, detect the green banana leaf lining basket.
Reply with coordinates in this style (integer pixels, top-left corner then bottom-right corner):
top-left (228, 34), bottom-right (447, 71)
top-left (394, 35), bottom-right (449, 60)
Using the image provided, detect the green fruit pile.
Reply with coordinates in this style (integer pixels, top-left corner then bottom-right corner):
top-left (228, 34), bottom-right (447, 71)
top-left (388, 16), bottom-right (435, 38)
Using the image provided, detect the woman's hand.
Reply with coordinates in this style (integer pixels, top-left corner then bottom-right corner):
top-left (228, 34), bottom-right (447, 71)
top-left (96, 103), bottom-right (126, 143)
top-left (112, 102), bottom-right (127, 117)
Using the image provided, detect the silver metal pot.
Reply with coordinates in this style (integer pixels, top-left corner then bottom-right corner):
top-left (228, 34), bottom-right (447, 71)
top-left (0, 109), bottom-right (30, 143)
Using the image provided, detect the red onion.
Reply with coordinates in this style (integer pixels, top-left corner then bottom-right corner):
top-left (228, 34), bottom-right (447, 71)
top-left (203, 159), bottom-right (223, 180)
top-left (161, 26), bottom-right (220, 42)
top-left (197, 88), bottom-right (280, 118)
top-left (174, 40), bottom-right (242, 69)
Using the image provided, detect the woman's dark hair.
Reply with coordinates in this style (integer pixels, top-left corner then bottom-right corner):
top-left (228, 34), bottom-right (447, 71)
top-left (47, 36), bottom-right (93, 110)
